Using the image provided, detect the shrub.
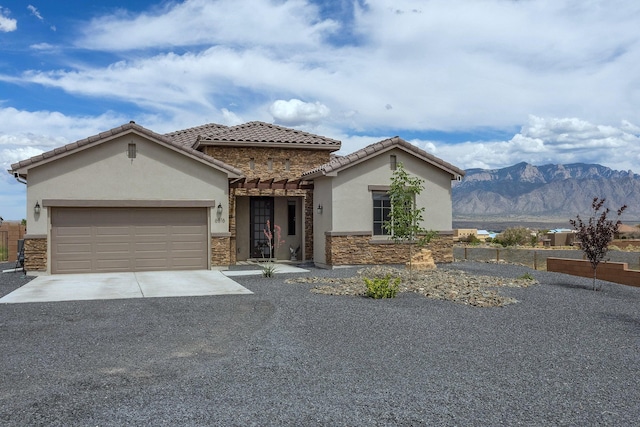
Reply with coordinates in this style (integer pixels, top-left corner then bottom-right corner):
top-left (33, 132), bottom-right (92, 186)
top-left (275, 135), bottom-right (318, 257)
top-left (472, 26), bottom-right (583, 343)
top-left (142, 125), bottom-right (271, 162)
top-left (261, 263), bottom-right (277, 278)
top-left (519, 272), bottom-right (535, 280)
top-left (364, 275), bottom-right (400, 299)
top-left (495, 227), bottom-right (532, 247)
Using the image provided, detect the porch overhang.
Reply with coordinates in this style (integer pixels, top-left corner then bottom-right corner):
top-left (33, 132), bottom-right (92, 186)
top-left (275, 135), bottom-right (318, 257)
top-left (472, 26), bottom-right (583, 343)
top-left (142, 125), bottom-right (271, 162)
top-left (229, 178), bottom-right (314, 190)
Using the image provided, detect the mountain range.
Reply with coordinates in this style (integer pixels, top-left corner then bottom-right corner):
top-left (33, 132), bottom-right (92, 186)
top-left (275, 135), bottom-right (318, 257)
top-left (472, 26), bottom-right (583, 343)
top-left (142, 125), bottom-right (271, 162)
top-left (452, 162), bottom-right (640, 224)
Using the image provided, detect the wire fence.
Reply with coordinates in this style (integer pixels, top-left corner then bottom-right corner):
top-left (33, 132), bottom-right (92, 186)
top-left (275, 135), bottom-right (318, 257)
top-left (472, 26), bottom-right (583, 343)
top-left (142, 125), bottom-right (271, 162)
top-left (453, 246), bottom-right (640, 271)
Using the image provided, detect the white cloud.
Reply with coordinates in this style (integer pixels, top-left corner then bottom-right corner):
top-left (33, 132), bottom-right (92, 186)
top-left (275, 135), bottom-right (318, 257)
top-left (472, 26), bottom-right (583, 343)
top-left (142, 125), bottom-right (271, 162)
top-left (27, 5), bottom-right (43, 21)
top-left (269, 99), bottom-right (330, 126)
top-left (422, 116), bottom-right (640, 171)
top-left (0, 7), bottom-right (17, 32)
top-left (78, 0), bottom-right (339, 51)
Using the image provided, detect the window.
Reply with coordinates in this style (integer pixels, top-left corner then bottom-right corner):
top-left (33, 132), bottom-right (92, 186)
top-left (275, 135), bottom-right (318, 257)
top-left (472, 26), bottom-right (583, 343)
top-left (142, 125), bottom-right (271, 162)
top-left (267, 158), bottom-right (273, 170)
top-left (390, 154), bottom-right (397, 170)
top-left (285, 159), bottom-right (291, 171)
top-left (128, 143), bottom-right (136, 159)
top-left (287, 201), bottom-right (296, 235)
top-left (249, 158), bottom-right (255, 170)
top-left (372, 191), bottom-right (391, 235)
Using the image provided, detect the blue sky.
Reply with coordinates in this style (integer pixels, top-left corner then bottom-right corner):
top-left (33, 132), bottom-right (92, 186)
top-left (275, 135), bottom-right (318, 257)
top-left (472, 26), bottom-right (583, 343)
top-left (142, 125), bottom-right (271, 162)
top-left (1, 0), bottom-right (640, 220)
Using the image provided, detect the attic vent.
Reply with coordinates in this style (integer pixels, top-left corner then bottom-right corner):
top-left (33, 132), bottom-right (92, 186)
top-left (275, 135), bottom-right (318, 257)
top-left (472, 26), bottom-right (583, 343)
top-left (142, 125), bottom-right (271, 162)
top-left (390, 155), bottom-right (397, 170)
top-left (128, 143), bottom-right (137, 159)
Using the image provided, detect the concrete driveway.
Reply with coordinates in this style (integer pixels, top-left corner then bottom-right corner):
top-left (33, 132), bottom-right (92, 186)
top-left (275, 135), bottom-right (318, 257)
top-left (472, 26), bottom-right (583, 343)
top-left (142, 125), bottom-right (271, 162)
top-left (0, 270), bottom-right (253, 304)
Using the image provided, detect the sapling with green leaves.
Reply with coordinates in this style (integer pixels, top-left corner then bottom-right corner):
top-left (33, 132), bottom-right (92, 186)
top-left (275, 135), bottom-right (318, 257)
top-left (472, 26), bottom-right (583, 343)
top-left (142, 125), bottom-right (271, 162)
top-left (383, 162), bottom-right (437, 281)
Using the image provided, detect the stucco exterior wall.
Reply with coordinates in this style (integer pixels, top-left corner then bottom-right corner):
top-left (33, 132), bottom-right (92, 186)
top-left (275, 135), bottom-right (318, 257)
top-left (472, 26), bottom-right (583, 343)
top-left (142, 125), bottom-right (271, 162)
top-left (25, 134), bottom-right (229, 236)
top-left (312, 177), bottom-right (333, 265)
top-left (330, 148), bottom-right (454, 233)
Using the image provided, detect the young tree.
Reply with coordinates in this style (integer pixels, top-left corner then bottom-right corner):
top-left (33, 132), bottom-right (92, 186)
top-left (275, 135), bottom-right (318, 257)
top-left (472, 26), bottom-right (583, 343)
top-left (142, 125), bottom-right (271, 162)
top-left (383, 163), bottom-right (437, 280)
top-left (569, 197), bottom-right (627, 290)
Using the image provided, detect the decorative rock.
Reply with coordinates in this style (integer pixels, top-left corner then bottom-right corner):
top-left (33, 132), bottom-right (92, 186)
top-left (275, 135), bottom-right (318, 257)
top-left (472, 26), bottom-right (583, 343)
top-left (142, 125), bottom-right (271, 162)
top-left (407, 248), bottom-right (437, 270)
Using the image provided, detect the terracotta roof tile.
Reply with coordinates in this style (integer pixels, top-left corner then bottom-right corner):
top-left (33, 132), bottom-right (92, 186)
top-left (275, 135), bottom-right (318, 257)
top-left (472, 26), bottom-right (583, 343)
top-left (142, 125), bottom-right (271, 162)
top-left (10, 122), bottom-right (243, 178)
top-left (164, 122), bottom-right (229, 147)
top-left (302, 136), bottom-right (465, 179)
top-left (197, 121), bottom-right (341, 150)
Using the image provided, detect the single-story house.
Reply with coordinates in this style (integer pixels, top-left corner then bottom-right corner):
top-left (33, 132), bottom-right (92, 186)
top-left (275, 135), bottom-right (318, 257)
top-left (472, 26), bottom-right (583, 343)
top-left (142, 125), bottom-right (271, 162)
top-left (9, 121), bottom-right (465, 274)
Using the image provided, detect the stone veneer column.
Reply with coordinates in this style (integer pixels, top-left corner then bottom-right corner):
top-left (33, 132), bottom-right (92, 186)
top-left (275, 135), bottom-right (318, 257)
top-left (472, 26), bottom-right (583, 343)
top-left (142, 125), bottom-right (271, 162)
top-left (23, 236), bottom-right (47, 272)
top-left (211, 234), bottom-right (231, 267)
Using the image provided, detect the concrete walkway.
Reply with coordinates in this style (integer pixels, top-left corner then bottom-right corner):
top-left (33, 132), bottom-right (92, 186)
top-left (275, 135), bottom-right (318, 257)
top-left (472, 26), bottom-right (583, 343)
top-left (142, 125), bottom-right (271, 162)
top-left (0, 270), bottom-right (253, 304)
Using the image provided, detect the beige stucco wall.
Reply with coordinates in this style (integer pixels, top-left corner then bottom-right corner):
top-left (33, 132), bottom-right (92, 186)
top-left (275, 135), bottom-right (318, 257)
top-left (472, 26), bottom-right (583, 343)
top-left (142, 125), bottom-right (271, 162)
top-left (312, 177), bottom-right (333, 265)
top-left (331, 148), bottom-right (453, 233)
top-left (25, 134), bottom-right (229, 236)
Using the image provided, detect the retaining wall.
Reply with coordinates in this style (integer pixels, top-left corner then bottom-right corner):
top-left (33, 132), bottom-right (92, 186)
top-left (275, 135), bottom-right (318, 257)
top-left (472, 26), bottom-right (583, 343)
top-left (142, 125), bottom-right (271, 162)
top-left (547, 257), bottom-right (640, 287)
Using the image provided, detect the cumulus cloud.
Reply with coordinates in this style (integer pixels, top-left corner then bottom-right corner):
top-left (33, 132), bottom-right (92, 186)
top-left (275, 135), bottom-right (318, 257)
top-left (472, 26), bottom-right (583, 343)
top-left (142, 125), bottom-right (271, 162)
top-left (269, 99), bottom-right (330, 126)
top-left (422, 116), bottom-right (640, 172)
top-left (0, 7), bottom-right (17, 32)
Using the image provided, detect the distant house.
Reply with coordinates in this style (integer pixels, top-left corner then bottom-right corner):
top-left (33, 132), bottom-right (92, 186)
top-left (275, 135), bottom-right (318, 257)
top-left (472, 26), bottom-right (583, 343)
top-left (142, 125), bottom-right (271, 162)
top-left (9, 121), bottom-right (465, 274)
top-left (544, 229), bottom-right (577, 247)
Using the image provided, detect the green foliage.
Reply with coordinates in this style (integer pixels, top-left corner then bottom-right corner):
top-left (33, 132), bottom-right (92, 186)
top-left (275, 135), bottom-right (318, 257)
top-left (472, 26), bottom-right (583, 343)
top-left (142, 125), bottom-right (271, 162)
top-left (364, 275), bottom-right (400, 299)
top-left (383, 163), bottom-right (435, 280)
top-left (462, 234), bottom-right (481, 245)
top-left (519, 272), bottom-right (535, 280)
top-left (261, 263), bottom-right (277, 278)
top-left (570, 197), bottom-right (627, 290)
top-left (494, 227), bottom-right (532, 247)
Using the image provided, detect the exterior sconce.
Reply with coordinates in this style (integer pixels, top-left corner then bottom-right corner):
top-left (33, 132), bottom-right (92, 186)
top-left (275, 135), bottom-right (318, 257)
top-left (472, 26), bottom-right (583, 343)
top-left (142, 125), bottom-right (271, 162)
top-left (34, 202), bottom-right (41, 215)
top-left (0, 216), bottom-right (3, 226)
top-left (215, 203), bottom-right (225, 223)
top-left (317, 204), bottom-right (323, 214)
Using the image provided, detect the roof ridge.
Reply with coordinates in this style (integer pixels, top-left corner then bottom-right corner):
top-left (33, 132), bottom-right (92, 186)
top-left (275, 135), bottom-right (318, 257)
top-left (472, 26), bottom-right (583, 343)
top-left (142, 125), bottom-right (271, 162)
top-left (302, 136), bottom-right (465, 178)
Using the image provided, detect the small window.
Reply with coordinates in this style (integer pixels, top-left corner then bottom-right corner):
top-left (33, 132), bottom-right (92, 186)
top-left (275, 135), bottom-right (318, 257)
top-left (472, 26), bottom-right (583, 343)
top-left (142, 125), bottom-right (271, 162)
top-left (268, 158), bottom-right (273, 170)
top-left (390, 155), bottom-right (397, 170)
top-left (128, 143), bottom-right (136, 159)
top-left (288, 201), bottom-right (296, 235)
top-left (372, 191), bottom-right (391, 235)
top-left (285, 159), bottom-right (291, 171)
top-left (249, 158), bottom-right (255, 170)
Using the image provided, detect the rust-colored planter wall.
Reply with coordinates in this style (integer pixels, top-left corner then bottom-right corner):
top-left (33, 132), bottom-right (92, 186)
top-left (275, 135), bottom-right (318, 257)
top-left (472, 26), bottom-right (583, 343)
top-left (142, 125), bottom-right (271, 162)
top-left (326, 233), bottom-right (453, 266)
top-left (547, 257), bottom-right (640, 287)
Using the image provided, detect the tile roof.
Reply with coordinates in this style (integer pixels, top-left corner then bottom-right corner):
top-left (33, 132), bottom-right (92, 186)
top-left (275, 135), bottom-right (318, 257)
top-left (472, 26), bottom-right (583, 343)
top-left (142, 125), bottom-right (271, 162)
top-left (10, 122), bottom-right (243, 178)
top-left (164, 122), bottom-right (228, 147)
top-left (302, 136), bottom-right (466, 179)
top-left (195, 121), bottom-right (341, 150)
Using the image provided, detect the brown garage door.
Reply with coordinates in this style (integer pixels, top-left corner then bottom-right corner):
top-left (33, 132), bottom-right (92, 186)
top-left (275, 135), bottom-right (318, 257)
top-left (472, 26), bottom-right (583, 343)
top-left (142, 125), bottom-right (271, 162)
top-left (51, 207), bottom-right (208, 274)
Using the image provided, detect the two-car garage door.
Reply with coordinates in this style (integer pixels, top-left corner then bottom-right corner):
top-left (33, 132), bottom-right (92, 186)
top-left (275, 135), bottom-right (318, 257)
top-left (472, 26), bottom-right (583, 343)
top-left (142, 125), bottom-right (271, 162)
top-left (51, 207), bottom-right (208, 274)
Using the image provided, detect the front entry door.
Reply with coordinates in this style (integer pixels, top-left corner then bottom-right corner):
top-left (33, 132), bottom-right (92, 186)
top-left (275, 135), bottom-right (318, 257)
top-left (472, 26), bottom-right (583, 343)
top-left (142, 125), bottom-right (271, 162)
top-left (250, 197), bottom-right (274, 258)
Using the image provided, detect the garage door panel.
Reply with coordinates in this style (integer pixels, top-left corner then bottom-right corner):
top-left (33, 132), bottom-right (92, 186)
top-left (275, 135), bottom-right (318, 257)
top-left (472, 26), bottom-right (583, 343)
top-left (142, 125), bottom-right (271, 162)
top-left (52, 207), bottom-right (208, 273)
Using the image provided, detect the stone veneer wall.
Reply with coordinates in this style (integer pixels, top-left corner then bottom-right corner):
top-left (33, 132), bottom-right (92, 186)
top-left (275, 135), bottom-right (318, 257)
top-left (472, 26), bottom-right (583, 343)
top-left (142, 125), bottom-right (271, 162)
top-left (326, 233), bottom-right (453, 266)
top-left (211, 235), bottom-right (231, 266)
top-left (203, 146), bottom-right (330, 180)
top-left (23, 236), bottom-right (47, 272)
top-left (230, 188), bottom-right (313, 262)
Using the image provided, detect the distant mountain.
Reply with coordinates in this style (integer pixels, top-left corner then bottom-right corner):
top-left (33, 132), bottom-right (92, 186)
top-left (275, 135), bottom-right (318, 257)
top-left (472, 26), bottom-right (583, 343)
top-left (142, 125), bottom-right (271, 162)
top-left (452, 162), bottom-right (640, 222)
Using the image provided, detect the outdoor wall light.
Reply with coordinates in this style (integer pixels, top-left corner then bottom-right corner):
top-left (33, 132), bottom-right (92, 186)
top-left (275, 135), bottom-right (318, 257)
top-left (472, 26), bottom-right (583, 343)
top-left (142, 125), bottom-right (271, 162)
top-left (216, 203), bottom-right (223, 217)
top-left (0, 216), bottom-right (3, 226)
top-left (34, 202), bottom-right (41, 215)
top-left (317, 204), bottom-right (323, 214)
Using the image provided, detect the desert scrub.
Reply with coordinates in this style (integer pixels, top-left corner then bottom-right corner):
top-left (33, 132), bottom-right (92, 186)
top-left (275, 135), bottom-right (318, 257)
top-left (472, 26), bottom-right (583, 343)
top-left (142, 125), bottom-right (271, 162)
top-left (364, 275), bottom-right (400, 299)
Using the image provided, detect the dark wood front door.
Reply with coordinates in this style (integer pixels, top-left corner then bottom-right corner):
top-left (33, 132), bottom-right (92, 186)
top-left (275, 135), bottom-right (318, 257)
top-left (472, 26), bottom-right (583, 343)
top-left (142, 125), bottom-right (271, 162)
top-left (250, 197), bottom-right (274, 258)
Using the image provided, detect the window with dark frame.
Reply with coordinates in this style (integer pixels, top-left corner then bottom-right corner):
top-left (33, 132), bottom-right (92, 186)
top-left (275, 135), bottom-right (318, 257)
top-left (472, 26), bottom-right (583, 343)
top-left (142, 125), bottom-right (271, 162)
top-left (287, 201), bottom-right (296, 235)
top-left (372, 191), bottom-right (391, 235)
top-left (128, 143), bottom-right (136, 159)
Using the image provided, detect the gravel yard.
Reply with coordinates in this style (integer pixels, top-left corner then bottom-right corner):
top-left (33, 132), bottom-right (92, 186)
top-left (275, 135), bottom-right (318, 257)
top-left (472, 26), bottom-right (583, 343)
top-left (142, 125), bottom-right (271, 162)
top-left (1, 261), bottom-right (639, 425)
